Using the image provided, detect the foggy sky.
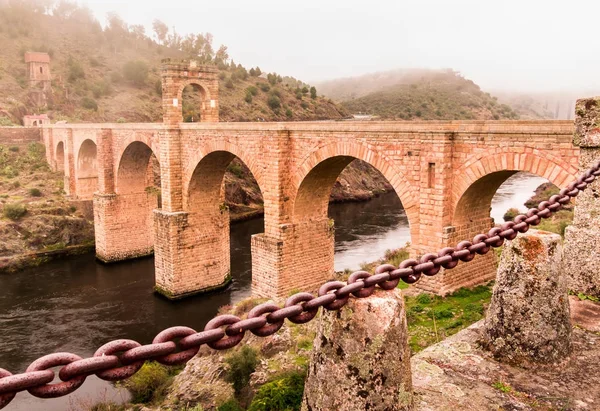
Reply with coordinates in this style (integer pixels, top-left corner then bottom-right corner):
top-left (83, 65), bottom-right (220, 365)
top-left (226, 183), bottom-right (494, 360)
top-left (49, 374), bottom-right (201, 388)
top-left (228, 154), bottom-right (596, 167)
top-left (83, 0), bottom-right (600, 93)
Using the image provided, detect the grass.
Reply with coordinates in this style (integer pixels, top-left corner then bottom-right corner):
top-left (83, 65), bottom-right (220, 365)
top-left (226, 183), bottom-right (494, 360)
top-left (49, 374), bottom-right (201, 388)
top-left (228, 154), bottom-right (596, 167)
top-left (404, 284), bottom-right (493, 353)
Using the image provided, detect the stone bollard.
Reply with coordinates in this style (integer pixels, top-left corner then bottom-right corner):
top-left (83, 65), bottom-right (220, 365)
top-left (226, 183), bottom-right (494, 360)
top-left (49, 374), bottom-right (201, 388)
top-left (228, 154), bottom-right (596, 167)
top-left (301, 289), bottom-right (413, 411)
top-left (563, 97), bottom-right (600, 298)
top-left (482, 230), bottom-right (572, 366)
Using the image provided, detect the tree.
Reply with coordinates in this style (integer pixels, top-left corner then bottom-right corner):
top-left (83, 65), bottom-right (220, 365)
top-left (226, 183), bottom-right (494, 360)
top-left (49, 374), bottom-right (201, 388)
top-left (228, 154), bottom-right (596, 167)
top-left (310, 86), bottom-right (317, 99)
top-left (122, 60), bottom-right (149, 87)
top-left (214, 45), bottom-right (229, 66)
top-left (53, 0), bottom-right (78, 19)
top-left (130, 24), bottom-right (146, 41)
top-left (152, 19), bottom-right (169, 45)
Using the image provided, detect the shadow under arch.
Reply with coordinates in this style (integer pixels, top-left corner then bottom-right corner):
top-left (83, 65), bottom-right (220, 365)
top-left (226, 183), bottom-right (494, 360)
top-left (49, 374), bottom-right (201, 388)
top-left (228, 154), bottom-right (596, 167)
top-left (76, 139), bottom-right (98, 199)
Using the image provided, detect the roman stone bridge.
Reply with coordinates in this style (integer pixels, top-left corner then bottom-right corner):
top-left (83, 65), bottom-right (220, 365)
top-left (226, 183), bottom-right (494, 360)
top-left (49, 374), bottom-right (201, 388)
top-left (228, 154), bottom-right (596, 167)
top-left (42, 119), bottom-right (581, 299)
top-left (38, 60), bottom-right (584, 300)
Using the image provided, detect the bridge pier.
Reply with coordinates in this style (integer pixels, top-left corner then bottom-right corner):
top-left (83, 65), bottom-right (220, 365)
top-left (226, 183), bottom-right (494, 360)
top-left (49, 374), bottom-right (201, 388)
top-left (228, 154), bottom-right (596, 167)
top-left (252, 218), bottom-right (334, 298)
top-left (564, 97), bottom-right (600, 298)
top-left (154, 209), bottom-right (231, 299)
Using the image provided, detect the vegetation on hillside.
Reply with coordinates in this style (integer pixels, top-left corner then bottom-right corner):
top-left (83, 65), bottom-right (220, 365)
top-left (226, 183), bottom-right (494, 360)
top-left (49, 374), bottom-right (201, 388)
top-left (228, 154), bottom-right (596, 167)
top-left (0, 1), bottom-right (345, 124)
top-left (337, 69), bottom-right (520, 120)
top-left (0, 143), bottom-right (94, 271)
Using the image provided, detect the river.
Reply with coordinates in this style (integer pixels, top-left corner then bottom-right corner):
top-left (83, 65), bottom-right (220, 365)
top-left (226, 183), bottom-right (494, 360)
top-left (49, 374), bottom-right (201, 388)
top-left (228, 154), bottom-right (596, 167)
top-left (0, 172), bottom-right (547, 410)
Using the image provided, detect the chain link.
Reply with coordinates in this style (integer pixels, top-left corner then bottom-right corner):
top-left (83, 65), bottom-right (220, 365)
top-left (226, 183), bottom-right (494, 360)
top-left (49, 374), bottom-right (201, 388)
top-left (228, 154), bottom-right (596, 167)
top-left (0, 159), bottom-right (598, 409)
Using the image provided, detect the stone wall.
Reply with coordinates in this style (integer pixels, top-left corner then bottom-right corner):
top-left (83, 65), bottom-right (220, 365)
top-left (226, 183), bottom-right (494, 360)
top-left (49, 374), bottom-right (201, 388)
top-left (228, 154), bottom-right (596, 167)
top-left (0, 127), bottom-right (42, 146)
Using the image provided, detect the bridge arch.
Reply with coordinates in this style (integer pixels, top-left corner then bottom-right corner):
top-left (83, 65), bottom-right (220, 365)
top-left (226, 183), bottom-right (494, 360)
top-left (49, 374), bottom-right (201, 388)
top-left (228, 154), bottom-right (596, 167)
top-left (55, 140), bottom-right (65, 172)
top-left (292, 141), bottom-right (418, 231)
top-left (75, 139), bottom-right (98, 199)
top-left (452, 150), bottom-right (578, 225)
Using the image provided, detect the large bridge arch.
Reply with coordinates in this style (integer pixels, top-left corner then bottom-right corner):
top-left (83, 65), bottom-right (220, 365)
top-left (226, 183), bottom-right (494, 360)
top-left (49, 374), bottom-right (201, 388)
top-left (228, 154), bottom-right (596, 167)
top-left (75, 139), bottom-right (98, 199)
top-left (438, 149), bottom-right (580, 294)
top-left (452, 150), bottom-right (579, 225)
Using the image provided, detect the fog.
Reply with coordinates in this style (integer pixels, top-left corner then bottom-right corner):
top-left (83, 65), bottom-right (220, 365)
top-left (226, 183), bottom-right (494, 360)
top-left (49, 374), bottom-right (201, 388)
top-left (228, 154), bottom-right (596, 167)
top-left (84, 0), bottom-right (600, 93)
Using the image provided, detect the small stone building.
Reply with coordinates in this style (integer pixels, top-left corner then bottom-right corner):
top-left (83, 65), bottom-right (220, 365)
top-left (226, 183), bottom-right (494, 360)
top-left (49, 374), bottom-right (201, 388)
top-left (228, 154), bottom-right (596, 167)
top-left (23, 114), bottom-right (50, 127)
top-left (24, 52), bottom-right (51, 91)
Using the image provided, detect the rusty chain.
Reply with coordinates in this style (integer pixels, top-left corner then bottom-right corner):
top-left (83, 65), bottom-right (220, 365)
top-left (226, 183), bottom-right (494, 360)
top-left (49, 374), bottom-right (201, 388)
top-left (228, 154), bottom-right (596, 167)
top-left (0, 159), bottom-right (599, 408)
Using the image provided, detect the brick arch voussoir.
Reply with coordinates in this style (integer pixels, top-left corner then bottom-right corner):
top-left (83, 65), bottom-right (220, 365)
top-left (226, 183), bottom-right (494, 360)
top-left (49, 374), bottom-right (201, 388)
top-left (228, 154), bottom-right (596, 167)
top-left (293, 141), bottom-right (418, 225)
top-left (453, 150), bottom-right (578, 209)
top-left (183, 141), bottom-right (264, 209)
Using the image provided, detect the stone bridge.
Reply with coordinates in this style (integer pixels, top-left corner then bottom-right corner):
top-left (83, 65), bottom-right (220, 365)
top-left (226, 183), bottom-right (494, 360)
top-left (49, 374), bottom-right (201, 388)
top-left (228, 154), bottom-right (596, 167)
top-left (39, 60), bottom-right (582, 300)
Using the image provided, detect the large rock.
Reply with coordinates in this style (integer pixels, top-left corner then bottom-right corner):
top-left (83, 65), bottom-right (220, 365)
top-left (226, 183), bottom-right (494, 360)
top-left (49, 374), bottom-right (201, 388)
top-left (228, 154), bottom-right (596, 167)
top-left (482, 230), bottom-right (572, 366)
top-left (302, 289), bottom-right (413, 411)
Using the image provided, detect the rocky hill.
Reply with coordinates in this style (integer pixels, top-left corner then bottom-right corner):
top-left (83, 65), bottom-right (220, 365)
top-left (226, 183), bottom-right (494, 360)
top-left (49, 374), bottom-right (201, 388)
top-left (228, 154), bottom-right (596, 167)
top-left (0, 3), bottom-right (345, 124)
top-left (318, 69), bottom-right (520, 120)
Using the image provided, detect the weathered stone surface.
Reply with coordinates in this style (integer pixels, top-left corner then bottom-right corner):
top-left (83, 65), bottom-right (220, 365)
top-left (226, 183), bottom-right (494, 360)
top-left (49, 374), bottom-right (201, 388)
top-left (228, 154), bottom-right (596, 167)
top-left (574, 97), bottom-right (600, 147)
top-left (563, 147), bottom-right (600, 297)
top-left (482, 230), bottom-right (572, 366)
top-left (302, 289), bottom-right (413, 411)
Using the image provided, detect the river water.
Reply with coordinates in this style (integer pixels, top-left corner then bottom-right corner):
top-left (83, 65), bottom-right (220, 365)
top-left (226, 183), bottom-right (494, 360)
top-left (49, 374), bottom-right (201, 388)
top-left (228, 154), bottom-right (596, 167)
top-left (0, 172), bottom-right (547, 410)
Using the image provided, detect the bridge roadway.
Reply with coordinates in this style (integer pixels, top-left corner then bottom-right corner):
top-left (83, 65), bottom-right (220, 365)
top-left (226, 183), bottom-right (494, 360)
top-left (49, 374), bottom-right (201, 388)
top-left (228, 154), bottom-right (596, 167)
top-left (41, 119), bottom-right (579, 299)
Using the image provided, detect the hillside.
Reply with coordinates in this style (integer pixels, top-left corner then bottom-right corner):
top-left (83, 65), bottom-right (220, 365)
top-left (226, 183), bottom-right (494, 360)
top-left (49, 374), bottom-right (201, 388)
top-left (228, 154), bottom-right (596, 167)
top-left (0, 4), bottom-right (345, 124)
top-left (319, 69), bottom-right (520, 120)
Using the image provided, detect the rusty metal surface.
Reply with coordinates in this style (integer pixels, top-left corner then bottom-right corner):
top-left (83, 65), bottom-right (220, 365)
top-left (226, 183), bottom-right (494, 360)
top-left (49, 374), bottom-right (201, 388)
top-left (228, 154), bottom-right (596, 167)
top-left (0, 159), bottom-right (598, 409)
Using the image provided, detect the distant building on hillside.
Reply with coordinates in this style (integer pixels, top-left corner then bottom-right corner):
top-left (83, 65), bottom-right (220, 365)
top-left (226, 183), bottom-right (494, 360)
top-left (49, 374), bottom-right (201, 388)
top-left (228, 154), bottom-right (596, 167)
top-left (23, 114), bottom-right (50, 127)
top-left (24, 52), bottom-right (51, 91)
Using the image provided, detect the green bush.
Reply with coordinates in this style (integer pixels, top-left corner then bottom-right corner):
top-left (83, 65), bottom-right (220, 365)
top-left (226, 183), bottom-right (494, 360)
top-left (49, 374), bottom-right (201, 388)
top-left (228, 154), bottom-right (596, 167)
top-left (68, 58), bottom-right (85, 83)
top-left (81, 97), bottom-right (98, 111)
top-left (310, 86), bottom-right (317, 99)
top-left (225, 78), bottom-right (234, 89)
top-left (3, 203), bottom-right (27, 220)
top-left (248, 371), bottom-right (306, 411)
top-left (267, 95), bottom-right (281, 110)
top-left (246, 86), bottom-right (258, 96)
top-left (432, 308), bottom-right (454, 320)
top-left (416, 293), bottom-right (431, 305)
top-left (218, 399), bottom-right (243, 411)
top-left (122, 60), bottom-right (149, 87)
top-left (244, 91), bottom-right (253, 104)
top-left (503, 207), bottom-right (519, 222)
top-left (120, 361), bottom-right (173, 404)
top-left (224, 346), bottom-right (258, 395)
top-left (285, 108), bottom-right (293, 118)
top-left (258, 83), bottom-right (270, 92)
top-left (9, 146), bottom-right (19, 152)
top-left (28, 188), bottom-right (42, 197)
top-left (2, 166), bottom-right (18, 178)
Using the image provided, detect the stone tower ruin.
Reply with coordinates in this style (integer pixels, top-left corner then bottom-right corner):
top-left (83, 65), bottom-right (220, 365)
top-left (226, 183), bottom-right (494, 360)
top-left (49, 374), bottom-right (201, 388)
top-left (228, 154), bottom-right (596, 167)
top-left (24, 52), bottom-right (51, 91)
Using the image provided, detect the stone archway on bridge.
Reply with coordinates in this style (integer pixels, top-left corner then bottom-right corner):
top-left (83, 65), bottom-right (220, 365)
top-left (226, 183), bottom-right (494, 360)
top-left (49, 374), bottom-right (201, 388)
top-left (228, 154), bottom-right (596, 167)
top-left (166, 149), bottom-right (264, 297)
top-left (161, 60), bottom-right (219, 124)
top-left (75, 139), bottom-right (98, 199)
top-left (55, 140), bottom-right (65, 172)
top-left (261, 141), bottom-right (419, 297)
top-left (443, 150), bottom-right (579, 293)
top-left (106, 141), bottom-right (162, 260)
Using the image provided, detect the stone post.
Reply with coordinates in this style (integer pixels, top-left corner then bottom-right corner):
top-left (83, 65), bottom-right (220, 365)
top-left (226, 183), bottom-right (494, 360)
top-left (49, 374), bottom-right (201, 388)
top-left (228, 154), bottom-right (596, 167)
top-left (563, 97), bottom-right (600, 298)
top-left (302, 289), bottom-right (414, 411)
top-left (482, 230), bottom-right (572, 366)
top-left (64, 128), bottom-right (76, 197)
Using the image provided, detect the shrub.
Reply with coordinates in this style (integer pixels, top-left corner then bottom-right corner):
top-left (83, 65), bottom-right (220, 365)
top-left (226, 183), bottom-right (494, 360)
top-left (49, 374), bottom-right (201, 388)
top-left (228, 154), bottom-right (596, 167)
top-left (503, 207), bottom-right (519, 222)
top-left (310, 86), bottom-right (317, 99)
top-left (28, 188), bottom-right (42, 197)
top-left (81, 97), bottom-right (98, 111)
top-left (219, 72), bottom-right (227, 80)
top-left (120, 361), bottom-right (173, 404)
top-left (9, 146), bottom-right (19, 152)
top-left (110, 71), bottom-right (123, 84)
top-left (122, 60), bottom-right (149, 87)
top-left (258, 83), bottom-right (270, 92)
top-left (416, 293), bottom-right (432, 305)
top-left (225, 78), bottom-right (234, 89)
top-left (285, 108), bottom-right (293, 118)
top-left (248, 371), bottom-right (306, 411)
top-left (246, 86), bottom-right (258, 96)
top-left (3, 203), bottom-right (27, 220)
top-left (244, 91), bottom-right (253, 104)
top-left (68, 58), bottom-right (85, 83)
top-left (224, 346), bottom-right (258, 395)
top-left (267, 95), bottom-right (281, 110)
top-left (218, 399), bottom-right (243, 411)
top-left (432, 308), bottom-right (454, 320)
top-left (2, 166), bottom-right (18, 178)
